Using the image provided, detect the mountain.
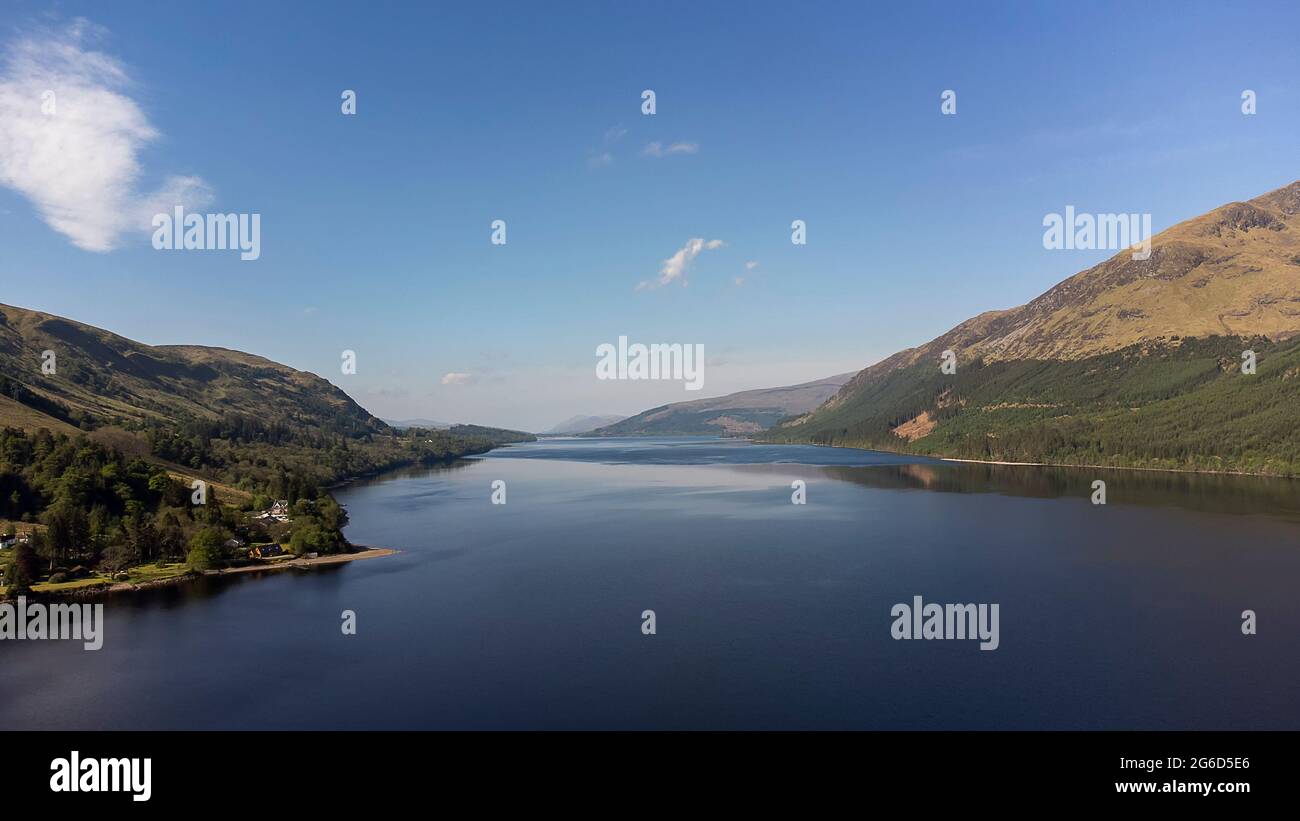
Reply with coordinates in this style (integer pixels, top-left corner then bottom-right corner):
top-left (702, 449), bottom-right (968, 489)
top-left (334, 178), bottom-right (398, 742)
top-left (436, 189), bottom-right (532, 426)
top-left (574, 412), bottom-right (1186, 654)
top-left (543, 414), bottom-right (626, 435)
top-left (770, 180), bottom-right (1300, 476)
top-left (0, 303), bottom-right (379, 433)
top-left (0, 303), bottom-right (533, 489)
top-left (592, 373), bottom-right (855, 436)
top-left (0, 303), bottom-right (535, 593)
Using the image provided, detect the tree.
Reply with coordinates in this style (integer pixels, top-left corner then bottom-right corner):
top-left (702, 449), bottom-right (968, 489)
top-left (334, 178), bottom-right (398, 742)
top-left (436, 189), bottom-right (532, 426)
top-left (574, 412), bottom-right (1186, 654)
top-left (101, 538), bottom-right (140, 574)
top-left (6, 540), bottom-right (38, 596)
top-left (289, 522), bottom-right (326, 556)
top-left (149, 472), bottom-right (188, 508)
top-left (202, 486), bottom-right (223, 525)
top-left (41, 499), bottom-right (89, 570)
top-left (186, 527), bottom-right (226, 571)
top-left (87, 504), bottom-right (111, 555)
top-left (156, 510), bottom-right (186, 562)
top-left (317, 497), bottom-right (347, 531)
top-left (124, 507), bottom-right (158, 564)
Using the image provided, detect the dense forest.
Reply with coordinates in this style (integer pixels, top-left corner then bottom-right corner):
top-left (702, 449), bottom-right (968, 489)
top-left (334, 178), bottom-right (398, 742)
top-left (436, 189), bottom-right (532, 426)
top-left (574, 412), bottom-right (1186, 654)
top-left (0, 427), bottom-right (347, 595)
top-left (0, 420), bottom-right (532, 597)
top-left (135, 410), bottom-right (527, 495)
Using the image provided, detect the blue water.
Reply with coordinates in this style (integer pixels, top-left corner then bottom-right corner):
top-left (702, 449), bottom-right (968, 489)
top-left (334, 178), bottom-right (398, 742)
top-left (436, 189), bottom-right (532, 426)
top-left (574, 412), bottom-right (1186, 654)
top-left (502, 435), bottom-right (943, 466)
top-left (2, 437), bottom-right (1298, 729)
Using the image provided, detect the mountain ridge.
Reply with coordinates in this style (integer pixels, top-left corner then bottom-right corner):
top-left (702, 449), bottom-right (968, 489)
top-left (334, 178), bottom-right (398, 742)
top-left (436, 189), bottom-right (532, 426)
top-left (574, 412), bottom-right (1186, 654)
top-left (770, 179), bottom-right (1300, 476)
top-left (804, 180), bottom-right (1300, 418)
top-left (0, 302), bottom-right (378, 435)
top-left (592, 372), bottom-right (856, 436)
top-left (544, 414), bottom-right (627, 434)
top-left (0, 303), bottom-right (532, 492)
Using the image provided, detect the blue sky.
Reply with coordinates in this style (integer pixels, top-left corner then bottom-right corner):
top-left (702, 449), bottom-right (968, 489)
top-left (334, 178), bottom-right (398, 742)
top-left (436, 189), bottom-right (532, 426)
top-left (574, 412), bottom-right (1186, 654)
top-left (2, 0), bottom-right (1298, 430)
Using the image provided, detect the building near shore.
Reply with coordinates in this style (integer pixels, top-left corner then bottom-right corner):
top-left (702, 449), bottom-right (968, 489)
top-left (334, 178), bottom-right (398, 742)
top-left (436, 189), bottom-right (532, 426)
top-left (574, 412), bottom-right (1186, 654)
top-left (250, 543), bottom-right (284, 559)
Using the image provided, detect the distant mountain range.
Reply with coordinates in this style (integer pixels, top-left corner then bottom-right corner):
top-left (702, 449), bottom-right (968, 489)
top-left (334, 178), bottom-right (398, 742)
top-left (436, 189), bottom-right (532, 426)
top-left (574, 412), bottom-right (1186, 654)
top-left (590, 373), bottom-right (855, 436)
top-left (542, 414), bottom-right (626, 434)
top-left (769, 179), bottom-right (1300, 476)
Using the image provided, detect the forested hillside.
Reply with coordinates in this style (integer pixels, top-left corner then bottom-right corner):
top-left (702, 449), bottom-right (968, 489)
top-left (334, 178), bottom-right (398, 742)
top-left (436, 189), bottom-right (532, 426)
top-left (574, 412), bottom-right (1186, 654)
top-left (773, 180), bottom-right (1300, 476)
top-left (767, 335), bottom-right (1300, 476)
top-left (0, 303), bottom-right (532, 595)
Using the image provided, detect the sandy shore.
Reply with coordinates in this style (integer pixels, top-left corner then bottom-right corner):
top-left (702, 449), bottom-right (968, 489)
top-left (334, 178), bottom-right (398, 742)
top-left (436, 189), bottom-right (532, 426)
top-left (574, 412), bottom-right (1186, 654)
top-left (203, 546), bottom-right (399, 576)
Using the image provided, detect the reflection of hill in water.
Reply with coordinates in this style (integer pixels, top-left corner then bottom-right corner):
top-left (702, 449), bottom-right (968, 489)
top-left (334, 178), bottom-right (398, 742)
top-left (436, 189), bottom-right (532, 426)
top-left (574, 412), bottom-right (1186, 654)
top-left (353, 448), bottom-right (1300, 521)
top-left (735, 461), bottom-right (1300, 521)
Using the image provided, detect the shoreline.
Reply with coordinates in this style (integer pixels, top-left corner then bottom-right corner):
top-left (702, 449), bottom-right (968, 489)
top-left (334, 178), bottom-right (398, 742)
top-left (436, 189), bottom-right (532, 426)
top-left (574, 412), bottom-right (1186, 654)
top-left (567, 433), bottom-right (1297, 479)
top-left (321, 441), bottom-right (512, 491)
top-left (27, 547), bottom-right (400, 600)
top-left (752, 437), bottom-right (1298, 480)
top-left (933, 456), bottom-right (1288, 478)
top-left (5, 439), bottom-right (520, 602)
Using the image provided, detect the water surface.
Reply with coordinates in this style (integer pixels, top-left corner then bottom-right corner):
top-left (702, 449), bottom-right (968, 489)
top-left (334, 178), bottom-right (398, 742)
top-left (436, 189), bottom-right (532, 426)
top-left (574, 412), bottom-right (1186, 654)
top-left (2, 436), bottom-right (1297, 729)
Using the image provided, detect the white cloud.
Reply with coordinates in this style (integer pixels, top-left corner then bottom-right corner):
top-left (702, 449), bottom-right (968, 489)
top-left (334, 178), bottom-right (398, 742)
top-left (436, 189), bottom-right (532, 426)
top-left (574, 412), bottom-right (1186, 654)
top-left (745, 260), bottom-right (759, 270)
top-left (441, 372), bottom-right (473, 385)
top-left (638, 237), bottom-right (724, 290)
top-left (0, 19), bottom-right (210, 252)
top-left (642, 141), bottom-right (699, 158)
top-left (585, 125), bottom-right (630, 169)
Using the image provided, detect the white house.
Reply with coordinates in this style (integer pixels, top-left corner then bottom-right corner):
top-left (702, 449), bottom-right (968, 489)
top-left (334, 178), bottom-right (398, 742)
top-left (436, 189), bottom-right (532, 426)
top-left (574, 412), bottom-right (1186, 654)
top-left (254, 500), bottom-right (292, 524)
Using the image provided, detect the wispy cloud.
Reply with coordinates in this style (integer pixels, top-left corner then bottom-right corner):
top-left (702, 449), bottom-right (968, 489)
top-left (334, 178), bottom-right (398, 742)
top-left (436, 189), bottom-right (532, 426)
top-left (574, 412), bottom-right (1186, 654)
top-left (0, 19), bottom-right (210, 251)
top-left (585, 125), bottom-right (629, 170)
top-left (638, 237), bottom-right (724, 290)
top-left (944, 119), bottom-right (1156, 165)
top-left (642, 141), bottom-right (699, 158)
top-left (441, 372), bottom-right (473, 385)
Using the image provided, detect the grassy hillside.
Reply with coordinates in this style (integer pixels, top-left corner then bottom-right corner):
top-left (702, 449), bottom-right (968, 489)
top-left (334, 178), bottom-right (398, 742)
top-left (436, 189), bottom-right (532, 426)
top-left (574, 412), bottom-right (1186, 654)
top-left (0, 305), bottom-right (374, 431)
top-left (767, 335), bottom-right (1300, 476)
top-left (0, 302), bottom-right (533, 494)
